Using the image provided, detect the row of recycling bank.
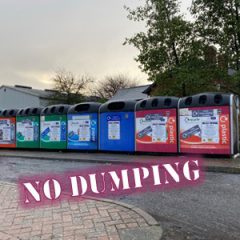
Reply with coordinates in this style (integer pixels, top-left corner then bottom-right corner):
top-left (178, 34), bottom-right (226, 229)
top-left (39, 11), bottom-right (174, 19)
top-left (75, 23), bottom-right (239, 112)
top-left (0, 92), bottom-right (238, 156)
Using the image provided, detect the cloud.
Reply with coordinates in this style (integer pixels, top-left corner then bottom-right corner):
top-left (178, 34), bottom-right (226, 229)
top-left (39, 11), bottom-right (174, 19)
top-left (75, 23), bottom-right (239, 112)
top-left (0, 0), bottom-right (191, 88)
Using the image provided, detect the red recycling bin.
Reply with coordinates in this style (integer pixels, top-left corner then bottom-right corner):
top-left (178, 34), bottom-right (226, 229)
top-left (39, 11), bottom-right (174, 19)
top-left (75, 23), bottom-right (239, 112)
top-left (0, 109), bottom-right (18, 148)
top-left (179, 93), bottom-right (239, 155)
top-left (135, 97), bottom-right (179, 153)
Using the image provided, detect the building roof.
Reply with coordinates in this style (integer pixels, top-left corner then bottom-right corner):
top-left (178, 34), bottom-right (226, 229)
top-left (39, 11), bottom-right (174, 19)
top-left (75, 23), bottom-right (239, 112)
top-left (109, 85), bottom-right (151, 102)
top-left (0, 85), bottom-right (57, 99)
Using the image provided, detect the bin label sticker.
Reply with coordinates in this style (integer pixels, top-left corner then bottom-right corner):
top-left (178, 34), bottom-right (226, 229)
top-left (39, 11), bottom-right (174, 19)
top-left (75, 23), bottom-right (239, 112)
top-left (136, 112), bottom-right (176, 144)
top-left (107, 115), bottom-right (120, 140)
top-left (152, 118), bottom-right (168, 142)
top-left (0, 120), bottom-right (11, 141)
top-left (41, 121), bottom-right (62, 142)
top-left (180, 108), bottom-right (230, 147)
top-left (17, 120), bottom-right (36, 142)
top-left (68, 115), bottom-right (92, 142)
top-left (0, 119), bottom-right (15, 144)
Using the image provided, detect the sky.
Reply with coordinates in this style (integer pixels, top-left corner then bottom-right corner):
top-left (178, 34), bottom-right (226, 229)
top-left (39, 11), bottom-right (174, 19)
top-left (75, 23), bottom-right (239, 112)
top-left (0, 0), bottom-right (192, 89)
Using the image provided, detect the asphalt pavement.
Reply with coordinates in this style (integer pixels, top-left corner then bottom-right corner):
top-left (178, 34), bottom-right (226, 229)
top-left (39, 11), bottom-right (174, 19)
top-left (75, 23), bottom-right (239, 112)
top-left (117, 173), bottom-right (240, 240)
top-left (0, 156), bottom-right (239, 240)
top-left (1, 150), bottom-right (240, 174)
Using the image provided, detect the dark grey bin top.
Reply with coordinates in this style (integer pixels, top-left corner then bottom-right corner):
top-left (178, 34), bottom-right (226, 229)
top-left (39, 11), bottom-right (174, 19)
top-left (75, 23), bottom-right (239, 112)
top-left (41, 105), bottom-right (71, 116)
top-left (136, 97), bottom-right (179, 111)
top-left (17, 107), bottom-right (42, 117)
top-left (179, 93), bottom-right (233, 108)
top-left (68, 102), bottom-right (101, 114)
top-left (0, 109), bottom-right (18, 117)
top-left (100, 100), bottom-right (137, 113)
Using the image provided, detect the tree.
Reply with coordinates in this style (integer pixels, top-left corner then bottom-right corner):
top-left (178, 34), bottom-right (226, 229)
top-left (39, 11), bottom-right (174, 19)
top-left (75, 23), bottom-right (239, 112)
top-left (93, 74), bottom-right (139, 100)
top-left (152, 56), bottom-right (230, 97)
top-left (124, 0), bottom-right (240, 97)
top-left (124, 0), bottom-right (195, 79)
top-left (192, 0), bottom-right (240, 71)
top-left (124, 0), bottom-right (209, 96)
top-left (52, 70), bottom-right (93, 104)
top-left (225, 70), bottom-right (240, 94)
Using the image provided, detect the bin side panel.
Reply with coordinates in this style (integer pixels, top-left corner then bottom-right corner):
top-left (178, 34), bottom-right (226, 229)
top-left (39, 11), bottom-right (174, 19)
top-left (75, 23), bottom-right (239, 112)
top-left (99, 112), bottom-right (135, 152)
top-left (231, 102), bottom-right (239, 154)
top-left (67, 113), bottom-right (98, 150)
top-left (16, 116), bottom-right (40, 148)
top-left (179, 106), bottom-right (231, 155)
top-left (136, 109), bottom-right (177, 153)
top-left (40, 115), bottom-right (67, 149)
top-left (0, 117), bottom-right (16, 148)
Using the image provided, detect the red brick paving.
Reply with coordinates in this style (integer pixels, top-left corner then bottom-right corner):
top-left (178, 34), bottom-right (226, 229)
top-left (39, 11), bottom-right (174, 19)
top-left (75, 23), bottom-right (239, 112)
top-left (0, 182), bottom-right (150, 240)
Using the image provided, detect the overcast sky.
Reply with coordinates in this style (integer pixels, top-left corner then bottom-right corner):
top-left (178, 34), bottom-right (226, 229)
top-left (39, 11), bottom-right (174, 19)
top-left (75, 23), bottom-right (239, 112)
top-left (0, 0), bottom-right (192, 89)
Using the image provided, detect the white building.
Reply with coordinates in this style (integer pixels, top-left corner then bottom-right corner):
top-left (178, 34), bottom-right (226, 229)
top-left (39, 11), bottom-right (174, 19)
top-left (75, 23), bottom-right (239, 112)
top-left (0, 85), bottom-right (57, 109)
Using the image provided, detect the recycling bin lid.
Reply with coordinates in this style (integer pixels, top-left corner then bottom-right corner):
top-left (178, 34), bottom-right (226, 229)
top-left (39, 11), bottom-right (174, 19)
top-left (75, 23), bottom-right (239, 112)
top-left (0, 109), bottom-right (18, 117)
top-left (68, 102), bottom-right (101, 114)
top-left (100, 100), bottom-right (137, 113)
top-left (136, 97), bottom-right (179, 111)
top-left (17, 107), bottom-right (42, 117)
top-left (179, 92), bottom-right (234, 108)
top-left (41, 105), bottom-right (71, 116)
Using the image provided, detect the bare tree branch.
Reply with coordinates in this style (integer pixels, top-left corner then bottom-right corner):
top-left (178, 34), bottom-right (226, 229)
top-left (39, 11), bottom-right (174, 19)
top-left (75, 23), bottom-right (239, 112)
top-left (91, 74), bottom-right (139, 100)
top-left (51, 69), bottom-right (94, 104)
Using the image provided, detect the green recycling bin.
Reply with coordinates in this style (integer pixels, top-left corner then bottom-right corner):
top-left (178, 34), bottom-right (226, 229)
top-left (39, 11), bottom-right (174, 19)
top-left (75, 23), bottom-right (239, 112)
top-left (40, 105), bottom-right (70, 150)
top-left (16, 107), bottom-right (42, 149)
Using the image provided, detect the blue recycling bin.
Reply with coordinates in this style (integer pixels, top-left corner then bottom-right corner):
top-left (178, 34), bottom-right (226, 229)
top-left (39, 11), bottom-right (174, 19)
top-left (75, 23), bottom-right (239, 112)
top-left (99, 100), bottom-right (136, 152)
top-left (67, 102), bottom-right (101, 150)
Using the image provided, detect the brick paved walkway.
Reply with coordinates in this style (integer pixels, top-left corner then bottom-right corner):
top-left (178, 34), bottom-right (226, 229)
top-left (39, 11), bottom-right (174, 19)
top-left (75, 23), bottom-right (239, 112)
top-left (0, 182), bottom-right (157, 240)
